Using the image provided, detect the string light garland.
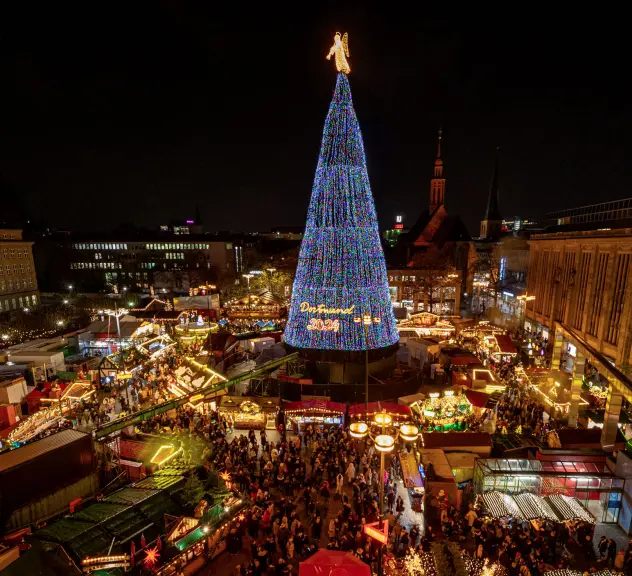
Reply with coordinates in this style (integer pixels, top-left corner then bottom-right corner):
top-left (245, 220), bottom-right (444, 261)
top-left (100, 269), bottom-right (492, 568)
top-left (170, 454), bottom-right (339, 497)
top-left (513, 493), bottom-right (558, 522)
top-left (482, 492), bottom-right (510, 518)
top-left (502, 493), bottom-right (524, 519)
top-left (547, 494), bottom-right (594, 523)
top-left (481, 492), bottom-right (593, 524)
top-left (283, 72), bottom-right (399, 352)
top-left (542, 571), bottom-right (616, 576)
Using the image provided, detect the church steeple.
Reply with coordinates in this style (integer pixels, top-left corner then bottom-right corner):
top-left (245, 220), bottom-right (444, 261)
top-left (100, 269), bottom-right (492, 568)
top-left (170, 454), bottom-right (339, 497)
top-left (480, 147), bottom-right (503, 240)
top-left (430, 128), bottom-right (446, 212)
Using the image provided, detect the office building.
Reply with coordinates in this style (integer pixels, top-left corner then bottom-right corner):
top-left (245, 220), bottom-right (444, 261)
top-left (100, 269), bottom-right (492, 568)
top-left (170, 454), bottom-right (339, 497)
top-left (0, 229), bottom-right (40, 313)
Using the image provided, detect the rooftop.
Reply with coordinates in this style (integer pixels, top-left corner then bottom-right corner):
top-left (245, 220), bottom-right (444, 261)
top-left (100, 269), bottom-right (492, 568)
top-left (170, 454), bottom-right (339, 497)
top-left (0, 430), bottom-right (88, 472)
top-left (475, 457), bottom-right (612, 476)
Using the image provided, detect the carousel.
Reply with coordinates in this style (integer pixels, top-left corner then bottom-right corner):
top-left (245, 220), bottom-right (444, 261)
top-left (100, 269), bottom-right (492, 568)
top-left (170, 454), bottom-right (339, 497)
top-left (174, 316), bottom-right (219, 345)
top-left (396, 312), bottom-right (455, 339)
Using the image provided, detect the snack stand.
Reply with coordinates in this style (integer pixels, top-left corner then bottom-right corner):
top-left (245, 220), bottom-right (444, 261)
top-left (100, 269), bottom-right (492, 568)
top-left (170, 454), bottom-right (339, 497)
top-left (219, 396), bottom-right (280, 430)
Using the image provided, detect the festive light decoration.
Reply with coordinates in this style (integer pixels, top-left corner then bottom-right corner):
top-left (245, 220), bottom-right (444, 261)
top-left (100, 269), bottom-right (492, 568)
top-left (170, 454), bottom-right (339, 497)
top-left (143, 546), bottom-right (160, 566)
top-left (481, 492), bottom-right (593, 524)
top-left (150, 444), bottom-right (182, 466)
top-left (326, 32), bottom-right (351, 74)
top-left (547, 494), bottom-right (595, 523)
top-left (400, 424), bottom-right (420, 441)
top-left (482, 492), bottom-right (510, 518)
top-left (283, 71), bottom-right (399, 352)
top-left (513, 493), bottom-right (557, 521)
top-left (502, 493), bottom-right (524, 519)
top-left (349, 421), bottom-right (369, 438)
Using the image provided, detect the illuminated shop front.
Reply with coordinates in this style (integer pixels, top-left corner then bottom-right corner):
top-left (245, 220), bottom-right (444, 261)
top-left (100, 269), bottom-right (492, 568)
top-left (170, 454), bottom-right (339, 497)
top-left (473, 458), bottom-right (624, 523)
top-left (284, 399), bottom-right (345, 432)
top-left (219, 396), bottom-right (280, 430)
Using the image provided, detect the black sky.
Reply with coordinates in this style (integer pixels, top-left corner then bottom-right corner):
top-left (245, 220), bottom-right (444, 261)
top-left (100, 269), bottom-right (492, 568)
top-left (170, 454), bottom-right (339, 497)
top-left (1, 5), bottom-right (631, 235)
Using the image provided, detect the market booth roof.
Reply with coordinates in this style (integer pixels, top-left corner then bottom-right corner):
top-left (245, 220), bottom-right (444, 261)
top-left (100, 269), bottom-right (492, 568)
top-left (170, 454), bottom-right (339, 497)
top-left (494, 335), bottom-right (517, 355)
top-left (221, 395), bottom-right (281, 412)
top-left (348, 402), bottom-right (411, 418)
top-left (299, 550), bottom-right (370, 576)
top-left (285, 399), bottom-right (345, 416)
top-left (465, 389), bottom-right (490, 408)
top-left (422, 432), bottom-right (493, 450)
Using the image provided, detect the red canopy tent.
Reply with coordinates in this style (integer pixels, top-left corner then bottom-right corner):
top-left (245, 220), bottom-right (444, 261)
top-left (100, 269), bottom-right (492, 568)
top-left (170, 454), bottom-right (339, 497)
top-left (494, 335), bottom-right (517, 355)
top-left (348, 402), bottom-right (411, 419)
top-left (299, 551), bottom-right (370, 576)
top-left (465, 389), bottom-right (490, 408)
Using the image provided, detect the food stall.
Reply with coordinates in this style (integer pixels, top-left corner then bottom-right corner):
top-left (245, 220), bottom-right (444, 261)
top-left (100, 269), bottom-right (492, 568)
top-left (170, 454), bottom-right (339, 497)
top-left (284, 399), bottom-right (345, 432)
top-left (219, 396), bottom-right (280, 430)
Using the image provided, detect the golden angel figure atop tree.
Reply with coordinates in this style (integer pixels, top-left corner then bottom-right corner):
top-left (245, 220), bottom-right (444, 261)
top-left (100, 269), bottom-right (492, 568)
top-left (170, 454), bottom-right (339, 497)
top-left (326, 32), bottom-right (350, 74)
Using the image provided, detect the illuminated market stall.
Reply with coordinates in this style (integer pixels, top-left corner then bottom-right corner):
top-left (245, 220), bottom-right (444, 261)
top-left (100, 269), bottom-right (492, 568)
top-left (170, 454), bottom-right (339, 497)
top-left (219, 396), bottom-right (280, 430)
top-left (420, 389), bottom-right (473, 431)
top-left (224, 289), bottom-right (286, 323)
top-left (284, 399), bottom-right (345, 432)
top-left (136, 333), bottom-right (176, 359)
top-left (473, 458), bottom-right (624, 523)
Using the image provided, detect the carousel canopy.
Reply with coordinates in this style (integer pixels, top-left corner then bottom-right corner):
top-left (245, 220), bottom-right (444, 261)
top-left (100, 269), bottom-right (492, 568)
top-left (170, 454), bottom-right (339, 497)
top-left (299, 550), bottom-right (370, 576)
top-left (348, 402), bottom-right (411, 418)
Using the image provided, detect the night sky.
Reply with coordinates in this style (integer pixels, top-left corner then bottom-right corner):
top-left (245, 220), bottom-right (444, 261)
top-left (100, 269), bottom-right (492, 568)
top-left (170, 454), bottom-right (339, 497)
top-left (2, 6), bottom-right (630, 236)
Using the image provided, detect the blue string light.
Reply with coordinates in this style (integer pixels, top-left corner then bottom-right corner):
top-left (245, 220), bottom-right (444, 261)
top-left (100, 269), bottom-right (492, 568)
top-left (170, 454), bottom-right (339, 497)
top-left (284, 73), bottom-right (399, 351)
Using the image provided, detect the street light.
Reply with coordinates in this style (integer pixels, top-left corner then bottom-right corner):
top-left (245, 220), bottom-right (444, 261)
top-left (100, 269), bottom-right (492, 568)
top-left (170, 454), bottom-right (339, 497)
top-left (350, 409), bottom-right (420, 576)
top-left (354, 313), bottom-right (381, 410)
top-left (266, 268), bottom-right (277, 292)
top-left (56, 320), bottom-right (64, 326)
top-left (63, 299), bottom-right (69, 304)
top-left (242, 273), bottom-right (253, 293)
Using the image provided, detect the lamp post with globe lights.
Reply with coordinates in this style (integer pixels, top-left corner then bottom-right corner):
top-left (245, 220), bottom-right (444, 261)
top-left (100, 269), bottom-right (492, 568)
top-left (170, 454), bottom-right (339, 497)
top-left (349, 409), bottom-right (420, 576)
top-left (242, 273), bottom-right (253, 294)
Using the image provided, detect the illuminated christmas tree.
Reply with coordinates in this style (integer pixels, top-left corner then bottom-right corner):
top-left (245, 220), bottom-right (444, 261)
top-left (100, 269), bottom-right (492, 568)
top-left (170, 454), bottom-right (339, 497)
top-left (284, 65), bottom-right (398, 353)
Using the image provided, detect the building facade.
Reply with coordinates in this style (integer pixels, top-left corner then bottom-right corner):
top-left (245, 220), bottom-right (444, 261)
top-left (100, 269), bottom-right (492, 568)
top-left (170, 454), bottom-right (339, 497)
top-left (0, 229), bottom-right (40, 313)
top-left (388, 268), bottom-right (462, 316)
top-left (387, 131), bottom-right (473, 306)
top-left (524, 200), bottom-right (632, 452)
top-left (65, 234), bottom-right (241, 294)
top-left (525, 226), bottom-right (632, 366)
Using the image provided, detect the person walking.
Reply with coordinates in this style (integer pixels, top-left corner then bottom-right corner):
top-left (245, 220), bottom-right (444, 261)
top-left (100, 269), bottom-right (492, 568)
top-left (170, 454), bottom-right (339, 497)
top-left (336, 472), bottom-right (344, 494)
top-left (346, 461), bottom-right (355, 484)
top-left (608, 539), bottom-right (617, 568)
